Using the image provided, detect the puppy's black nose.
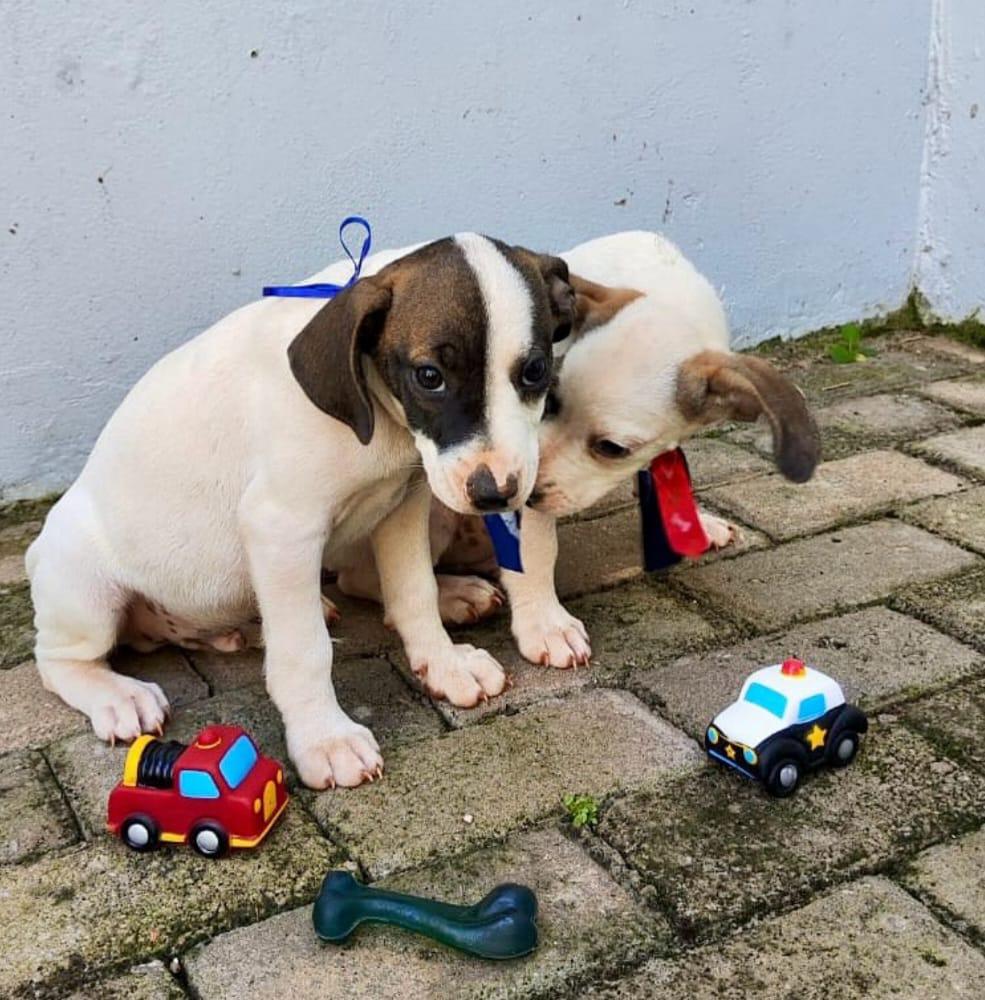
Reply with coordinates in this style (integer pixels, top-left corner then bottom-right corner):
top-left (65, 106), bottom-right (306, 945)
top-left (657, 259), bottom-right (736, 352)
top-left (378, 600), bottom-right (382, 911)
top-left (466, 464), bottom-right (519, 512)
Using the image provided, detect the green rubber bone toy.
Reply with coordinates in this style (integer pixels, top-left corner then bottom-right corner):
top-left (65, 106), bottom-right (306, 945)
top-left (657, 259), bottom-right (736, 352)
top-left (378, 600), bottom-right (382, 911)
top-left (312, 870), bottom-right (539, 960)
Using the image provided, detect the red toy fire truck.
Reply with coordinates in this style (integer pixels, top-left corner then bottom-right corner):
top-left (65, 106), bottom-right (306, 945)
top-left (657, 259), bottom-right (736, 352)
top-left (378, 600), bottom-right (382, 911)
top-left (106, 724), bottom-right (288, 858)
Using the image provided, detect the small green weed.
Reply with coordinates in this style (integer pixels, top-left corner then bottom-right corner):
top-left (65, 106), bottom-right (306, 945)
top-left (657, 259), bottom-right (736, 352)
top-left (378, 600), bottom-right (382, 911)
top-left (828, 322), bottom-right (876, 364)
top-left (562, 793), bottom-right (600, 829)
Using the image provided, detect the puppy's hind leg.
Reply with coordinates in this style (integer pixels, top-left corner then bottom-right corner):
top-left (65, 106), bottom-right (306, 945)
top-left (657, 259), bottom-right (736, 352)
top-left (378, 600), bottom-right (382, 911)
top-left (28, 529), bottom-right (169, 743)
top-left (435, 574), bottom-right (504, 625)
top-left (337, 505), bottom-right (501, 625)
top-left (338, 559), bottom-right (503, 626)
top-left (336, 544), bottom-right (385, 606)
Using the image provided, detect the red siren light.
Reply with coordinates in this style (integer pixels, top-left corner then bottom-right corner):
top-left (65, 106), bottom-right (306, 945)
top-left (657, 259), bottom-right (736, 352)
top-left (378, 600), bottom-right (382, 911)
top-left (781, 658), bottom-right (806, 677)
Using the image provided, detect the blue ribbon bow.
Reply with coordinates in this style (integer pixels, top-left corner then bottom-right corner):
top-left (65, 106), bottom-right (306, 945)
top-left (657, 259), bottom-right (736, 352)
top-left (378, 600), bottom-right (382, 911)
top-left (263, 215), bottom-right (373, 299)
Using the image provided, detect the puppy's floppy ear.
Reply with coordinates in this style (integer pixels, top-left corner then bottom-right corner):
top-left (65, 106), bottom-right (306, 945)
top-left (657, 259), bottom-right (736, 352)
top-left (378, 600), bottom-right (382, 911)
top-left (676, 350), bottom-right (821, 483)
top-left (287, 276), bottom-right (391, 445)
top-left (514, 248), bottom-right (577, 342)
top-left (570, 274), bottom-right (643, 338)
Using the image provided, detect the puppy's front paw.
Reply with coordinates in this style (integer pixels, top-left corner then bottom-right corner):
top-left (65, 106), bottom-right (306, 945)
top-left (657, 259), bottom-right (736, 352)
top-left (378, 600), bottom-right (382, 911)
top-left (513, 605), bottom-right (591, 669)
top-left (411, 644), bottom-right (506, 707)
top-left (288, 720), bottom-right (383, 790)
top-left (89, 674), bottom-right (171, 744)
top-left (436, 574), bottom-right (504, 625)
top-left (699, 511), bottom-right (740, 551)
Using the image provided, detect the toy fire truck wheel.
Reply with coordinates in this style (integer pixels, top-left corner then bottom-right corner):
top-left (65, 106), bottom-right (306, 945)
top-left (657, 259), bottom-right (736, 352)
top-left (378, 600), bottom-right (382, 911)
top-left (121, 814), bottom-right (159, 852)
top-left (828, 731), bottom-right (859, 768)
top-left (190, 821), bottom-right (229, 858)
top-left (764, 756), bottom-right (802, 798)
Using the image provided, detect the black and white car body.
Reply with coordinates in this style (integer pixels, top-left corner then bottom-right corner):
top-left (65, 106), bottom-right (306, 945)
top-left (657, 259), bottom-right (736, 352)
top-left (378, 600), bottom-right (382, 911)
top-left (704, 658), bottom-right (868, 797)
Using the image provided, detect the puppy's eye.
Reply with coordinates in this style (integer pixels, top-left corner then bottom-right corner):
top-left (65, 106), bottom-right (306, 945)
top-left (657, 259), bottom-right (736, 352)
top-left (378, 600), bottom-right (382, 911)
top-left (591, 438), bottom-right (631, 460)
top-left (415, 365), bottom-right (445, 392)
top-left (520, 353), bottom-right (549, 389)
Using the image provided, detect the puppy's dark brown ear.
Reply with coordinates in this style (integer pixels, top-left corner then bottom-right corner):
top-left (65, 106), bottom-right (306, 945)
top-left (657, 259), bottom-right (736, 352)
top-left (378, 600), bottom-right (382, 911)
top-left (537, 254), bottom-right (577, 342)
top-left (287, 277), bottom-right (391, 445)
top-left (570, 274), bottom-right (643, 338)
top-left (677, 350), bottom-right (821, 482)
top-left (514, 249), bottom-right (577, 342)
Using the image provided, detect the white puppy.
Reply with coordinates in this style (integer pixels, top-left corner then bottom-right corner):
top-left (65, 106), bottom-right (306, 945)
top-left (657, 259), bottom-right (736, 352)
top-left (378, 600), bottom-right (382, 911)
top-left (339, 231), bottom-right (820, 667)
top-left (500, 231), bottom-right (819, 666)
top-left (26, 235), bottom-right (574, 788)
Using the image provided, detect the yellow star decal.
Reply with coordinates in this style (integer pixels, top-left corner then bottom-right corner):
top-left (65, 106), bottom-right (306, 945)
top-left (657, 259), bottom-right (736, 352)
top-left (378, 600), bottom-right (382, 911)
top-left (725, 744), bottom-right (736, 760)
top-left (805, 724), bottom-right (827, 751)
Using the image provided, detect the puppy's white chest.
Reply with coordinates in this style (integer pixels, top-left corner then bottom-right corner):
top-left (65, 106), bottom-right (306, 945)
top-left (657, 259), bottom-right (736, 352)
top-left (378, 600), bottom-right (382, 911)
top-left (324, 469), bottom-right (412, 558)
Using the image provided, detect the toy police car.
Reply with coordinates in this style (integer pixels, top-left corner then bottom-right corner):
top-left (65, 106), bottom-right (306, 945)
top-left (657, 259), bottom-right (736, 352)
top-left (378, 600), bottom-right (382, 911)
top-left (704, 658), bottom-right (867, 797)
top-left (107, 724), bottom-right (288, 857)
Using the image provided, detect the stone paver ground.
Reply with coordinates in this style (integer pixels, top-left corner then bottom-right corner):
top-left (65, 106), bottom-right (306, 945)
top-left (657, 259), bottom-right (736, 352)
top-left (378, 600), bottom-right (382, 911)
top-left (901, 485), bottom-right (985, 555)
top-left (911, 423), bottom-right (985, 479)
top-left (585, 877), bottom-right (985, 999)
top-left (920, 372), bottom-right (985, 416)
top-left (1, 330), bottom-right (984, 998)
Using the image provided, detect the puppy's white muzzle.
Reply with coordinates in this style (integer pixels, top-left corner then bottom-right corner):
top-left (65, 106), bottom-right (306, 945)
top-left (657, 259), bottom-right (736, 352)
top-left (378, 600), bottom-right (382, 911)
top-left (418, 438), bottom-right (537, 516)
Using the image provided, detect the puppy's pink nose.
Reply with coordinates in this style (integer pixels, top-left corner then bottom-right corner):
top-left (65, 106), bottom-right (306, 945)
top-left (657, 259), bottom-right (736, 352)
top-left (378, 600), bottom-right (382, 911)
top-left (466, 464), bottom-right (519, 511)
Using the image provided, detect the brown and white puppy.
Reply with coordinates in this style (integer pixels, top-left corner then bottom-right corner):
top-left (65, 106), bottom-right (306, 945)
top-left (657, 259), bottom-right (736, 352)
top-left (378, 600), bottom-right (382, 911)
top-left (27, 235), bottom-right (573, 789)
top-left (339, 231), bottom-right (819, 668)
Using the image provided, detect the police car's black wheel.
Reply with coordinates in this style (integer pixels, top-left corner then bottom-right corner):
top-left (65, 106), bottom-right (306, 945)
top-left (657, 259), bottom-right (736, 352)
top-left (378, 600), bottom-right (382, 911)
top-left (828, 731), bottom-right (859, 768)
top-left (765, 758), bottom-right (802, 798)
top-left (190, 821), bottom-right (229, 859)
top-left (121, 814), bottom-right (159, 852)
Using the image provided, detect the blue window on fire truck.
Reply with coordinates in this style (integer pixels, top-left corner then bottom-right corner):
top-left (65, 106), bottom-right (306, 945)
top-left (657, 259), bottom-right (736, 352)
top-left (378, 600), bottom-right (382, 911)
top-left (797, 693), bottom-right (827, 723)
top-left (219, 734), bottom-right (259, 790)
top-left (178, 770), bottom-right (220, 799)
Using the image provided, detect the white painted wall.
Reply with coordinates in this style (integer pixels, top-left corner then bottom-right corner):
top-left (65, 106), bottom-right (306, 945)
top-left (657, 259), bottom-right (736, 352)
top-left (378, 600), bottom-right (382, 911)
top-left (0, 0), bottom-right (977, 497)
top-left (914, 0), bottom-right (985, 320)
